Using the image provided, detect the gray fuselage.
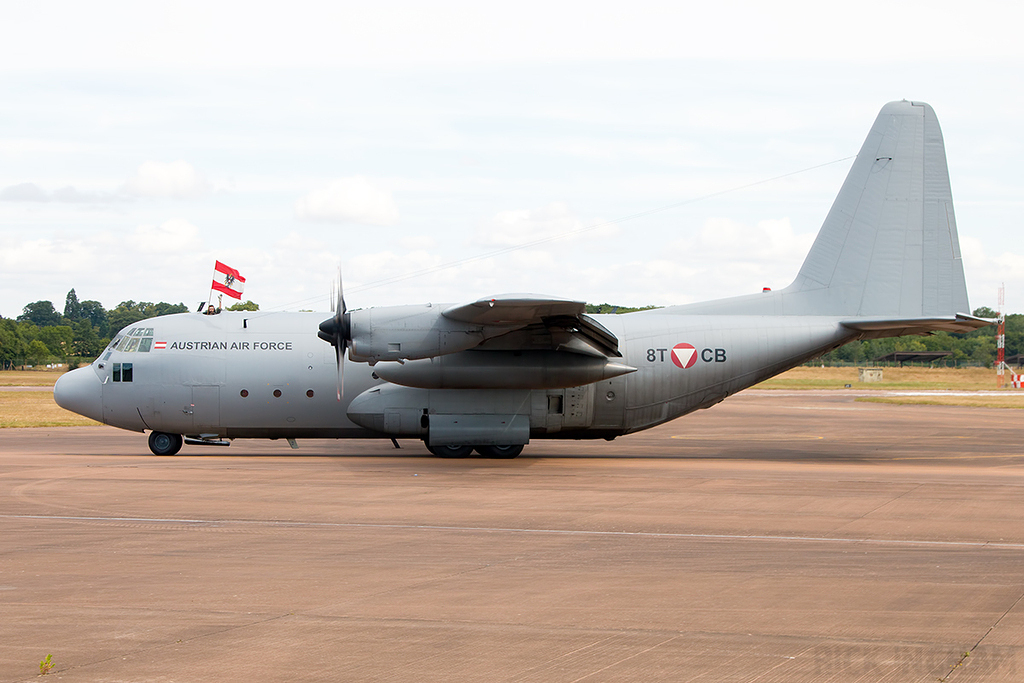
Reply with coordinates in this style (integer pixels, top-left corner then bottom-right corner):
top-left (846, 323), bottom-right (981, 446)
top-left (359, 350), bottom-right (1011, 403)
top-left (59, 308), bottom-right (853, 443)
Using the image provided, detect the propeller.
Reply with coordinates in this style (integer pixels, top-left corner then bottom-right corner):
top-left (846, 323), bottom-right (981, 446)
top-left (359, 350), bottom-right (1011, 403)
top-left (318, 271), bottom-right (352, 400)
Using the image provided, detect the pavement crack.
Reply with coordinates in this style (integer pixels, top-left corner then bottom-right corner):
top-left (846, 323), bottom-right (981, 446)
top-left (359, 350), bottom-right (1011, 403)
top-left (565, 634), bottom-right (682, 683)
top-left (30, 611), bottom-right (295, 680)
top-left (825, 482), bottom-right (924, 537)
top-left (740, 643), bottom-right (817, 683)
top-left (320, 562), bottom-right (498, 611)
top-left (938, 585), bottom-right (1024, 681)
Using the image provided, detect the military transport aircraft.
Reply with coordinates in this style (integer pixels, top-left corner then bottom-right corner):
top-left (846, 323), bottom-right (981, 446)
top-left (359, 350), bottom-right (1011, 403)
top-left (55, 101), bottom-right (990, 457)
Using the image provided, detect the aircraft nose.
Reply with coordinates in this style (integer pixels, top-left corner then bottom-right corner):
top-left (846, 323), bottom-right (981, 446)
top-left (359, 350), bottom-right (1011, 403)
top-left (54, 366), bottom-right (104, 423)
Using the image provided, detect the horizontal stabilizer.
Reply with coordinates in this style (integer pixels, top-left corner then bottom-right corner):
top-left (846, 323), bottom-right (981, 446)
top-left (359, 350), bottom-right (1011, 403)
top-left (841, 313), bottom-right (992, 338)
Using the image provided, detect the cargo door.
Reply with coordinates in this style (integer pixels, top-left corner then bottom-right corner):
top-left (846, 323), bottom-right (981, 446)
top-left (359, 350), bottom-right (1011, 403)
top-left (191, 385), bottom-right (221, 434)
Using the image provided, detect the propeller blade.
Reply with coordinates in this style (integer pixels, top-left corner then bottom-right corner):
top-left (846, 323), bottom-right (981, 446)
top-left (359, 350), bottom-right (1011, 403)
top-left (329, 268), bottom-right (349, 401)
top-left (342, 342), bottom-right (350, 401)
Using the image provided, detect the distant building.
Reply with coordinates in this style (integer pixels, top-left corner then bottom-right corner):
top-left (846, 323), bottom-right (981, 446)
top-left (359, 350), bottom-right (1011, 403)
top-left (872, 351), bottom-right (953, 367)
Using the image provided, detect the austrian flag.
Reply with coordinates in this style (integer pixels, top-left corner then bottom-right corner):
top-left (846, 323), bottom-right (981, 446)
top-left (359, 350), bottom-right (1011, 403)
top-left (212, 261), bottom-right (246, 299)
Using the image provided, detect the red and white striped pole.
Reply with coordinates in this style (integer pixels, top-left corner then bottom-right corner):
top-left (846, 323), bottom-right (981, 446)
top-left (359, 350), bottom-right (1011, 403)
top-left (997, 283), bottom-right (1006, 388)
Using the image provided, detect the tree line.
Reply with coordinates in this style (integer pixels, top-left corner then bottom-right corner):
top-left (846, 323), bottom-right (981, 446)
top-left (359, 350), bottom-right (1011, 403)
top-left (0, 289), bottom-right (258, 369)
top-left (1, 292), bottom-right (1017, 370)
top-left (814, 307), bottom-right (1019, 367)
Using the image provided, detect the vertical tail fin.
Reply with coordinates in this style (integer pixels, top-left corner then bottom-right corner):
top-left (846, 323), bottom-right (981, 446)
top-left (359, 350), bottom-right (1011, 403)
top-left (670, 101), bottom-right (988, 333)
top-left (788, 100), bottom-right (970, 318)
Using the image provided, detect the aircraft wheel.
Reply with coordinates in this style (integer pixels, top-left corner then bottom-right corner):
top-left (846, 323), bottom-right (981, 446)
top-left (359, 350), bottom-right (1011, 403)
top-left (427, 444), bottom-right (474, 458)
top-left (148, 431), bottom-right (183, 456)
top-left (475, 445), bottom-right (524, 459)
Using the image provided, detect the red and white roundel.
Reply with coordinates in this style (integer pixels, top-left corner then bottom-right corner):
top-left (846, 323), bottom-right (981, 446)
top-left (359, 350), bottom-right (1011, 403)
top-left (671, 343), bottom-right (698, 369)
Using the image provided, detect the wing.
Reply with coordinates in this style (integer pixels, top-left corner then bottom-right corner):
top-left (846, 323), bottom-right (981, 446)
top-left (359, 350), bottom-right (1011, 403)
top-left (444, 294), bottom-right (621, 357)
top-left (442, 294), bottom-right (585, 325)
top-left (344, 293), bottom-right (623, 363)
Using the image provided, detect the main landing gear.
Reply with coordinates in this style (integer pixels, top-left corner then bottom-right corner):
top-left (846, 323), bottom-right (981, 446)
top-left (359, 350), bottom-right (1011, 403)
top-left (426, 444), bottom-right (524, 459)
top-left (148, 431), bottom-right (183, 456)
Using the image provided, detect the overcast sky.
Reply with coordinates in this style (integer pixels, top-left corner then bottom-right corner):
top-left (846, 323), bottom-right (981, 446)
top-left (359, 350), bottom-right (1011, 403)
top-left (1, 1), bottom-right (1022, 320)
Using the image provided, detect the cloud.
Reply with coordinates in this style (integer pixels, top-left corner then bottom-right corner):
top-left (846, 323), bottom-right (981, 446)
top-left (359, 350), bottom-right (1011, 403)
top-left (0, 234), bottom-right (109, 275)
top-left (0, 182), bottom-right (123, 203)
top-left (0, 162), bottom-right (212, 205)
top-left (122, 160), bottom-right (210, 199)
top-left (694, 217), bottom-right (814, 261)
top-left (0, 183), bottom-right (48, 202)
top-left (959, 236), bottom-right (1024, 309)
top-left (127, 219), bottom-right (203, 254)
top-left (399, 235), bottom-right (436, 251)
top-left (295, 177), bottom-right (399, 226)
top-left (474, 202), bottom-right (617, 248)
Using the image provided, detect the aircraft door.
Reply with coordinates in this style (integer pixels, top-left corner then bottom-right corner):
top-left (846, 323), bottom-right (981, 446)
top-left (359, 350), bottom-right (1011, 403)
top-left (590, 375), bottom-right (626, 430)
top-left (191, 385), bottom-right (221, 433)
top-left (531, 385), bottom-right (595, 434)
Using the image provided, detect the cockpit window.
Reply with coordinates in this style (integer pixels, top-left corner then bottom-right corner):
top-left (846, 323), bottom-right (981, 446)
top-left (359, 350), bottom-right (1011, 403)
top-left (112, 362), bottom-right (133, 383)
top-left (112, 328), bottom-right (155, 353)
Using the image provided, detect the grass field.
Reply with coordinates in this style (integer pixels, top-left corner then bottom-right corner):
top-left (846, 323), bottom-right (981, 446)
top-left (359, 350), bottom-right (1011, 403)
top-left (755, 366), bottom-right (1002, 391)
top-left (0, 369), bottom-right (67, 386)
top-left (856, 395), bottom-right (1024, 409)
top-left (0, 390), bottom-right (99, 427)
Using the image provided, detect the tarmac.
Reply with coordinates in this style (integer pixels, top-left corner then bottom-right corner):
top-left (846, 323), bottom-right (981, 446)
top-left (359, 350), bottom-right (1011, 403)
top-left (1, 389), bottom-right (1023, 682)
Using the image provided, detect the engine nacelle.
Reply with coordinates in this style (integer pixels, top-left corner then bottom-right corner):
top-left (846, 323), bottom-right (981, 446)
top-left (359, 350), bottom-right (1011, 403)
top-left (371, 350), bottom-right (636, 390)
top-left (346, 304), bottom-right (486, 363)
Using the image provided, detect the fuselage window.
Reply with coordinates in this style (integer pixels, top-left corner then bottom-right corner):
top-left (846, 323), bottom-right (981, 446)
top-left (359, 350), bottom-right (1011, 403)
top-left (113, 363), bottom-right (121, 382)
top-left (138, 338), bottom-right (152, 352)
